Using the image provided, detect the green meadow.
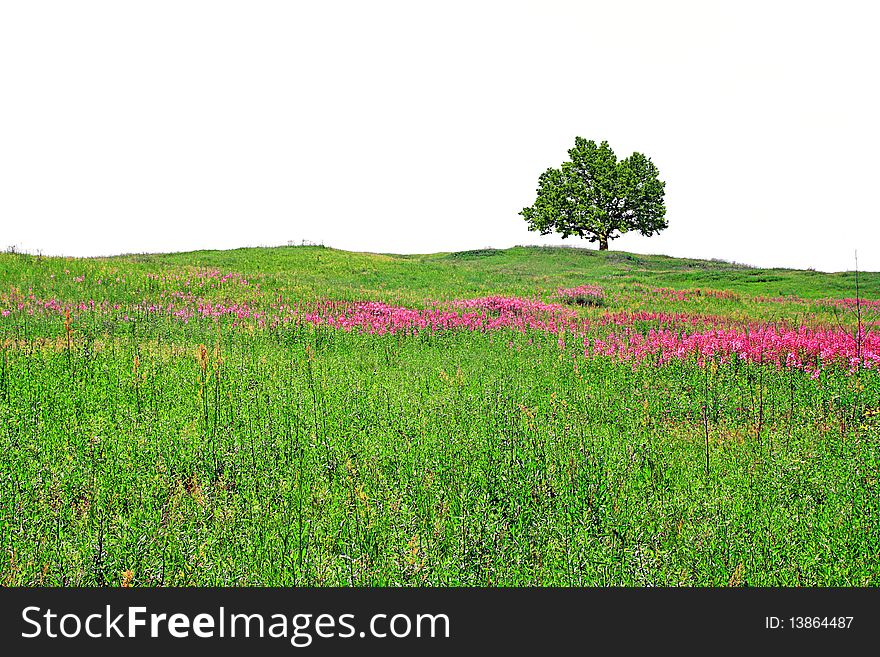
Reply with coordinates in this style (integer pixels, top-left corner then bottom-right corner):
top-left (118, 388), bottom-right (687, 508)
top-left (1, 245), bottom-right (878, 586)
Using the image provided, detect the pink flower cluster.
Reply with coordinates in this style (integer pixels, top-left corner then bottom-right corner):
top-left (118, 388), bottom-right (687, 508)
top-left (449, 295), bottom-right (575, 317)
top-left (585, 325), bottom-right (880, 375)
top-left (3, 270), bottom-right (880, 376)
top-left (557, 285), bottom-right (605, 305)
top-left (275, 300), bottom-right (880, 374)
top-left (0, 292), bottom-right (121, 316)
top-left (292, 298), bottom-right (579, 336)
top-left (821, 298), bottom-right (880, 310)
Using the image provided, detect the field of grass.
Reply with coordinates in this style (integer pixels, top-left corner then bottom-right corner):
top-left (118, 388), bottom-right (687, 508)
top-left (1, 245), bottom-right (878, 586)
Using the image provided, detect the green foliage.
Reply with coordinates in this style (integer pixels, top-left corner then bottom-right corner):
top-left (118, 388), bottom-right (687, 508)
top-left (520, 138), bottom-right (667, 250)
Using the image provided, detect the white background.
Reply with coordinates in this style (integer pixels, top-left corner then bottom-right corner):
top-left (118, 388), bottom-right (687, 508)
top-left (1, 1), bottom-right (878, 271)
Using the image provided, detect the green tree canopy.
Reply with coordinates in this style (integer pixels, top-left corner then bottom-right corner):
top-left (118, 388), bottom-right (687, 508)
top-left (520, 138), bottom-right (667, 250)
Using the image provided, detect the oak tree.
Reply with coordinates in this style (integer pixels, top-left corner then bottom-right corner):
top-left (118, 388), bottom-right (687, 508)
top-left (520, 138), bottom-right (667, 250)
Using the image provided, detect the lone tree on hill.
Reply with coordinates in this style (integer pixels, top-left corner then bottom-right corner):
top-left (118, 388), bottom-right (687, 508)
top-left (520, 137), bottom-right (667, 250)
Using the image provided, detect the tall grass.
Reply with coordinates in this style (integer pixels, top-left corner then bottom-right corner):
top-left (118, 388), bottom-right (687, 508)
top-left (0, 246), bottom-right (878, 586)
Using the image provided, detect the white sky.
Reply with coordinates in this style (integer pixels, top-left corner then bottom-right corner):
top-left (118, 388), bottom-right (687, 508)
top-left (1, 1), bottom-right (878, 272)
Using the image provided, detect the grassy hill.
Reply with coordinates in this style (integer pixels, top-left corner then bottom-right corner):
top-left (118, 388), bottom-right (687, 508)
top-left (151, 245), bottom-right (880, 296)
top-left (1, 244), bottom-right (878, 586)
top-left (49, 244), bottom-right (880, 299)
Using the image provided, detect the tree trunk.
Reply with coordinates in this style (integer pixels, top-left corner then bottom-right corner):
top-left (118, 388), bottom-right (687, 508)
top-left (599, 236), bottom-right (609, 251)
